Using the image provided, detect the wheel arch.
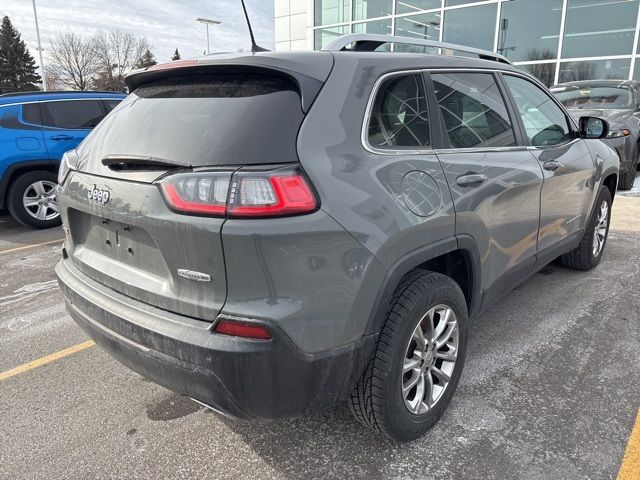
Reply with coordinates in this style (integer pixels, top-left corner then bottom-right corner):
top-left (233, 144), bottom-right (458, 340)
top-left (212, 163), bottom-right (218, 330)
top-left (601, 169), bottom-right (618, 201)
top-left (363, 236), bottom-right (482, 337)
top-left (0, 159), bottom-right (56, 209)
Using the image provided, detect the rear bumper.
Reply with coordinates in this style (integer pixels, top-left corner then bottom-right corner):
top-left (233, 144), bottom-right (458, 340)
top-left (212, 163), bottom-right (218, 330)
top-left (56, 256), bottom-right (375, 419)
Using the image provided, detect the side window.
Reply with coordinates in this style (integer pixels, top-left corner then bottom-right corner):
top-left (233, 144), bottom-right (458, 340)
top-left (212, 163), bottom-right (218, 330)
top-left (41, 100), bottom-right (106, 129)
top-left (103, 99), bottom-right (122, 112)
top-left (431, 72), bottom-right (516, 149)
top-left (368, 73), bottom-right (430, 150)
top-left (503, 75), bottom-right (572, 147)
top-left (22, 104), bottom-right (42, 125)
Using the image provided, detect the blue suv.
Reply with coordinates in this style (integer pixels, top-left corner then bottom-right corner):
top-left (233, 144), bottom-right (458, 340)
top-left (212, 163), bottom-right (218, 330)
top-left (0, 91), bottom-right (125, 228)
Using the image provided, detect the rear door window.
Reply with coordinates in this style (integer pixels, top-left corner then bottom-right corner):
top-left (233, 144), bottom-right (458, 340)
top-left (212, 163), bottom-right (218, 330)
top-left (431, 72), bottom-right (517, 149)
top-left (367, 73), bottom-right (430, 150)
top-left (22, 103), bottom-right (42, 125)
top-left (41, 100), bottom-right (106, 129)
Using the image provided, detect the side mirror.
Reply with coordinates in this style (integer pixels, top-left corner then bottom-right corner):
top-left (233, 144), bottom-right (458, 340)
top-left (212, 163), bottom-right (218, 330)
top-left (579, 116), bottom-right (609, 139)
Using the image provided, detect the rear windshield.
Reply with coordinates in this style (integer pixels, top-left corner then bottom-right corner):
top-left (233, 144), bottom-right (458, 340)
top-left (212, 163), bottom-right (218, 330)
top-left (78, 73), bottom-right (304, 166)
top-left (551, 85), bottom-right (634, 109)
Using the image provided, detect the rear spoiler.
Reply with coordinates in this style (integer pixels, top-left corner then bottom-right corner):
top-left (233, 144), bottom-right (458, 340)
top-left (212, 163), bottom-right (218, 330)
top-left (125, 52), bottom-right (334, 113)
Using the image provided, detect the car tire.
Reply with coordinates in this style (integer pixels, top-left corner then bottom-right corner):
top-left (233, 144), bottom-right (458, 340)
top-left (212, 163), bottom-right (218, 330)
top-left (619, 147), bottom-right (639, 190)
top-left (349, 270), bottom-right (468, 442)
top-left (560, 186), bottom-right (612, 271)
top-left (7, 171), bottom-right (62, 229)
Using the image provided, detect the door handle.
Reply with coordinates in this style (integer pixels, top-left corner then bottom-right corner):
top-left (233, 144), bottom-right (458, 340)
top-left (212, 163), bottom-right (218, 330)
top-left (456, 173), bottom-right (487, 187)
top-left (51, 135), bottom-right (73, 141)
top-left (543, 160), bottom-right (561, 172)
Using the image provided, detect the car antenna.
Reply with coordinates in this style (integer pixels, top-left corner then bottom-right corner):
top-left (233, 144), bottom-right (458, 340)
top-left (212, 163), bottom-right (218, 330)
top-left (240, 0), bottom-right (269, 53)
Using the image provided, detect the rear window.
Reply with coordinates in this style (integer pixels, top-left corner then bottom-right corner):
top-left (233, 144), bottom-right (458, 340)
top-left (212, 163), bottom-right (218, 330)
top-left (80, 73), bottom-right (304, 167)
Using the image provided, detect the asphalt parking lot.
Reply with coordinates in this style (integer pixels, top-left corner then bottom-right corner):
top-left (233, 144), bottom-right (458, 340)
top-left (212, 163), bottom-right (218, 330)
top-left (1, 176), bottom-right (639, 480)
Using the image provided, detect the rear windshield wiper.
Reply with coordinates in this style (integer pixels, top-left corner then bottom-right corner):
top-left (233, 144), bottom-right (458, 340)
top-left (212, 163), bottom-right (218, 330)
top-left (102, 155), bottom-right (188, 171)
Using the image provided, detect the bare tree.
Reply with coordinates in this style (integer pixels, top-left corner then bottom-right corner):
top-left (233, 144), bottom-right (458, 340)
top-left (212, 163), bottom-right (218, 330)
top-left (47, 32), bottom-right (99, 90)
top-left (93, 29), bottom-right (149, 91)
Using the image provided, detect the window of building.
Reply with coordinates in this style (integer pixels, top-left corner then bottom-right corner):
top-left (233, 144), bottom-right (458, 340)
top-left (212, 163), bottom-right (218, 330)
top-left (394, 12), bottom-right (441, 44)
top-left (368, 74), bottom-right (430, 149)
top-left (353, 0), bottom-right (393, 21)
top-left (443, 3), bottom-right (497, 52)
top-left (314, 25), bottom-right (350, 49)
top-left (503, 75), bottom-right (572, 147)
top-left (445, 0), bottom-right (472, 6)
top-left (558, 59), bottom-right (632, 83)
top-left (431, 72), bottom-right (516, 149)
top-left (517, 63), bottom-right (557, 88)
top-left (40, 100), bottom-right (106, 129)
top-left (498, 0), bottom-right (563, 62)
top-left (353, 19), bottom-right (393, 41)
top-left (395, 0), bottom-right (441, 15)
top-left (563, 0), bottom-right (640, 59)
top-left (315, 0), bottom-right (350, 26)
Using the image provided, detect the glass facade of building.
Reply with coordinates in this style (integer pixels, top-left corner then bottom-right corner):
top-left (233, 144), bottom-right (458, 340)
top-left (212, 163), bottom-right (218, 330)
top-left (302, 0), bottom-right (640, 86)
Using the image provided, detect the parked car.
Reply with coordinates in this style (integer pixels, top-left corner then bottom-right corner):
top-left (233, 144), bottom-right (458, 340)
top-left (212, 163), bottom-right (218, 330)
top-left (0, 91), bottom-right (126, 228)
top-left (55, 34), bottom-right (618, 442)
top-left (551, 80), bottom-right (640, 190)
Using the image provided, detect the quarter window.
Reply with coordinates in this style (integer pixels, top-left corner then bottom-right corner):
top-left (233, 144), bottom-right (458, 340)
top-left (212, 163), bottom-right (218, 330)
top-left (41, 100), bottom-right (106, 129)
top-left (103, 99), bottom-right (122, 112)
top-left (503, 75), bottom-right (572, 147)
top-left (22, 104), bottom-right (42, 125)
top-left (431, 72), bottom-right (516, 149)
top-left (368, 73), bottom-right (430, 150)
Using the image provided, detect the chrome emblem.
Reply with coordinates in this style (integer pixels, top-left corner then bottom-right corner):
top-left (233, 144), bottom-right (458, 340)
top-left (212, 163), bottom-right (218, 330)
top-left (177, 269), bottom-right (212, 282)
top-left (88, 184), bottom-right (110, 206)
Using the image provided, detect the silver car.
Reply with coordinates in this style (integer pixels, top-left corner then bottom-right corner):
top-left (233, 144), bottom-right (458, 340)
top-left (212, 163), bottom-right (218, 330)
top-left (551, 80), bottom-right (640, 190)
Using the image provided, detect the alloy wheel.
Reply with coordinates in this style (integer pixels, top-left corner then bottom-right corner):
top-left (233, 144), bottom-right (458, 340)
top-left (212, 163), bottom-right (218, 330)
top-left (592, 200), bottom-right (608, 258)
top-left (402, 305), bottom-right (459, 415)
top-left (22, 180), bottom-right (59, 222)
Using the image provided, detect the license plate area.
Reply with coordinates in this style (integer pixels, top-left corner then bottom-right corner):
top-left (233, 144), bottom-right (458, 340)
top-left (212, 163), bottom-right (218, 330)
top-left (68, 209), bottom-right (168, 278)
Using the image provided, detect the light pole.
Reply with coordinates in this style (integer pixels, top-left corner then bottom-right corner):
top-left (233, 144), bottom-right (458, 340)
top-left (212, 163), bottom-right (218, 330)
top-left (196, 17), bottom-right (221, 55)
top-left (32, 0), bottom-right (46, 90)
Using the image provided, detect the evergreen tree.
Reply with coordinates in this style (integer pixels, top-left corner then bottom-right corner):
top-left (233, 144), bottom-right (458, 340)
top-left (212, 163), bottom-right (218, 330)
top-left (135, 49), bottom-right (157, 68)
top-left (0, 16), bottom-right (42, 93)
top-left (171, 48), bottom-right (181, 61)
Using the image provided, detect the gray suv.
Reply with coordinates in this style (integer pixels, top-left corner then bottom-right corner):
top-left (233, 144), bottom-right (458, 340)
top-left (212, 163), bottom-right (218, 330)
top-left (55, 35), bottom-right (619, 442)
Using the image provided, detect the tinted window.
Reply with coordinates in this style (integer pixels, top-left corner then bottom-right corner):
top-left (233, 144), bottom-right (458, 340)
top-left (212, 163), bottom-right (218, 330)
top-left (41, 100), bottom-right (105, 129)
top-left (443, 4), bottom-right (497, 51)
top-left (563, 0), bottom-right (639, 58)
top-left (558, 59), bottom-right (631, 83)
top-left (395, 0), bottom-right (440, 14)
top-left (315, 0), bottom-right (350, 25)
top-left (504, 75), bottom-right (572, 147)
top-left (103, 99), bottom-right (122, 112)
top-left (498, 0), bottom-right (563, 62)
top-left (368, 74), bottom-right (430, 149)
top-left (394, 12), bottom-right (441, 46)
top-left (353, 0), bottom-right (392, 21)
top-left (431, 72), bottom-right (516, 149)
top-left (22, 104), bottom-right (41, 125)
top-left (79, 73), bottom-right (305, 167)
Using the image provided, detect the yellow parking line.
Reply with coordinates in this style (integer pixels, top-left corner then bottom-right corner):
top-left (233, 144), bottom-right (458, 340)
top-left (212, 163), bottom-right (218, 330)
top-left (0, 340), bottom-right (95, 381)
top-left (618, 408), bottom-right (640, 480)
top-left (0, 238), bottom-right (64, 255)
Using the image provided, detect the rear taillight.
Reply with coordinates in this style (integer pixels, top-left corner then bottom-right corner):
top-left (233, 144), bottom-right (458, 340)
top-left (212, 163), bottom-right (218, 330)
top-left (159, 168), bottom-right (317, 218)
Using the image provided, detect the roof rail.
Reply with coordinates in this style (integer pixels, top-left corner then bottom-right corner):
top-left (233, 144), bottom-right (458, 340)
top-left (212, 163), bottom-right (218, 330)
top-left (322, 34), bottom-right (512, 65)
top-left (0, 90), bottom-right (123, 98)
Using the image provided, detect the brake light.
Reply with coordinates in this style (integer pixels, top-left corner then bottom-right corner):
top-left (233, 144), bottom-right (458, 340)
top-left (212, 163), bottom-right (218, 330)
top-left (229, 173), bottom-right (316, 217)
top-left (213, 318), bottom-right (272, 340)
top-left (159, 169), bottom-right (317, 218)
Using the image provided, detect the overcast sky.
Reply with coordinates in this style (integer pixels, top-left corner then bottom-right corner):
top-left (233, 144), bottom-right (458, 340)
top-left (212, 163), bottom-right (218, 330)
top-left (1, 0), bottom-right (274, 71)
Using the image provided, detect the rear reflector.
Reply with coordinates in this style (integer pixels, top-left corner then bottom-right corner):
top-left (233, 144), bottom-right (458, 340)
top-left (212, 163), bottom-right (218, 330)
top-left (213, 319), bottom-right (272, 340)
top-left (159, 168), bottom-right (317, 218)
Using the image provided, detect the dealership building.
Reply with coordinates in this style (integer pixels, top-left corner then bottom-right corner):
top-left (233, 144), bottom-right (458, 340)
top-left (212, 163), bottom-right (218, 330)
top-left (275, 0), bottom-right (640, 86)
